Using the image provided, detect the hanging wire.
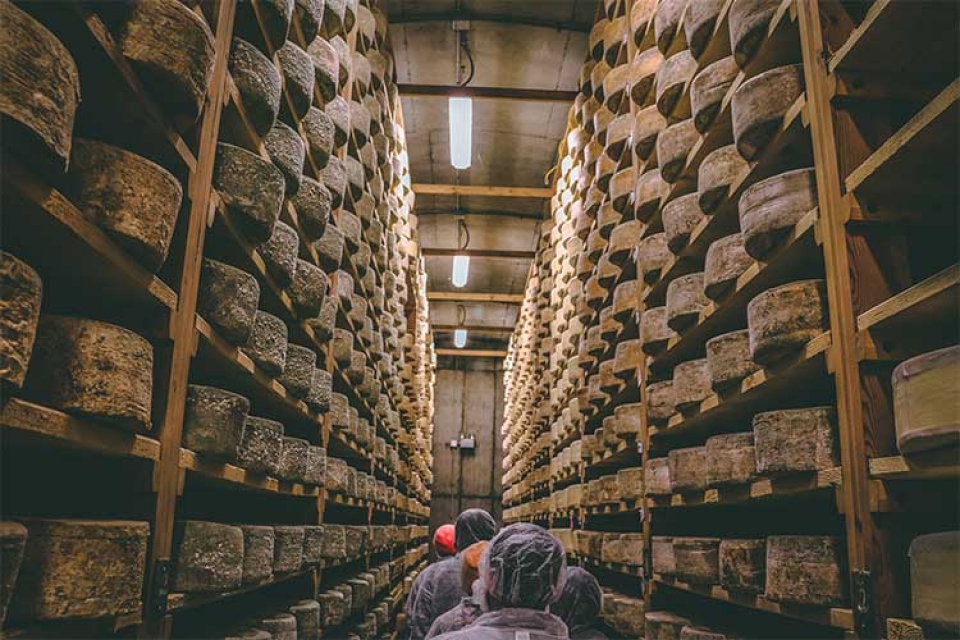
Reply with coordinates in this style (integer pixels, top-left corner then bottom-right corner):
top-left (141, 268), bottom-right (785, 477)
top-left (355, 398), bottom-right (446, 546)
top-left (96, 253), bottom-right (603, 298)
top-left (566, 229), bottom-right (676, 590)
top-left (457, 217), bottom-right (471, 251)
top-left (457, 304), bottom-right (467, 327)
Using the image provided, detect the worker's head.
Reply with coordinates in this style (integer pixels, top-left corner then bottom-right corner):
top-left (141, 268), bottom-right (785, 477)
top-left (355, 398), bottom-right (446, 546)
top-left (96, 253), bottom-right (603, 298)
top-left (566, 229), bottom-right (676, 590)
top-left (460, 540), bottom-right (488, 591)
top-left (479, 524), bottom-right (567, 611)
top-left (550, 567), bottom-right (603, 632)
top-left (454, 508), bottom-right (498, 551)
top-left (433, 524), bottom-right (456, 557)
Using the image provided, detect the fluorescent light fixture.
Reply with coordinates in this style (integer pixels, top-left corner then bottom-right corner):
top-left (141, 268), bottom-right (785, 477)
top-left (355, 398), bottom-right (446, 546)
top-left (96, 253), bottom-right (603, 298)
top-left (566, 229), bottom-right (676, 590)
top-left (454, 329), bottom-right (468, 348)
top-left (449, 97), bottom-right (472, 169)
top-left (452, 255), bottom-right (470, 287)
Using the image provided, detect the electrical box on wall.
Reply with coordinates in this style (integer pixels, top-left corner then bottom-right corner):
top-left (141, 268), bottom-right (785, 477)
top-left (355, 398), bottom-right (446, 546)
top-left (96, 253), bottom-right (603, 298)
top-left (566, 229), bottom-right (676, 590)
top-left (448, 435), bottom-right (477, 451)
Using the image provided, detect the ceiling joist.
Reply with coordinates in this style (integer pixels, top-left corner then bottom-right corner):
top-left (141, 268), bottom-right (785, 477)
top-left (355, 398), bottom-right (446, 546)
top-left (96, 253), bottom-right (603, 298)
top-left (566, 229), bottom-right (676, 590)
top-left (413, 184), bottom-right (553, 198)
top-left (421, 248), bottom-right (535, 259)
top-left (398, 84), bottom-right (578, 103)
top-left (389, 13), bottom-right (591, 33)
top-left (413, 209), bottom-right (544, 220)
top-left (432, 324), bottom-right (514, 334)
top-left (435, 348), bottom-right (509, 358)
top-left (427, 292), bottom-right (525, 303)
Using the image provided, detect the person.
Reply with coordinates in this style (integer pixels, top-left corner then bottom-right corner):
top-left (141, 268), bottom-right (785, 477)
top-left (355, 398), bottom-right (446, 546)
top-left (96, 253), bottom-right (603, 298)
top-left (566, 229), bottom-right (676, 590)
top-left (425, 541), bottom-right (488, 638)
top-left (550, 567), bottom-right (607, 640)
top-left (432, 524), bottom-right (569, 640)
top-left (434, 524), bottom-right (457, 558)
top-left (404, 509), bottom-right (498, 640)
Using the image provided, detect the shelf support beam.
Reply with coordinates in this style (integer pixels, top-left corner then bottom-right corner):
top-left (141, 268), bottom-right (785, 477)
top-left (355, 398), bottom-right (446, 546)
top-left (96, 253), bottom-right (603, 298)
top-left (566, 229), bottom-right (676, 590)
top-left (398, 84), bottom-right (579, 102)
top-left (412, 184), bottom-right (554, 198)
top-left (427, 292), bottom-right (525, 303)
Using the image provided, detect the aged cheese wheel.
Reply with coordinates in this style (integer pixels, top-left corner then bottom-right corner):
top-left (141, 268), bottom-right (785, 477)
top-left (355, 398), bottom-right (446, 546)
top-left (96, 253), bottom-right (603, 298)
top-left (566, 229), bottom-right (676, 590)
top-left (893, 346), bottom-right (960, 454)
top-left (909, 531), bottom-right (960, 633)
top-left (652, 536), bottom-right (676, 575)
top-left (302, 527), bottom-right (324, 565)
top-left (278, 436), bottom-right (309, 483)
top-left (183, 385), bottom-right (249, 459)
top-left (673, 359), bottom-right (711, 412)
top-left (239, 525), bottom-right (274, 584)
top-left (242, 311), bottom-right (288, 377)
top-left (237, 416), bottom-right (283, 476)
top-left (291, 177), bottom-right (331, 241)
top-left (229, 39), bottom-right (280, 136)
top-left (330, 36), bottom-right (351, 85)
top-left (656, 51), bottom-right (696, 117)
top-left (66, 139), bottom-right (183, 271)
top-left (294, 0), bottom-right (323, 44)
top-left (0, 253), bottom-right (42, 392)
top-left (646, 611), bottom-right (693, 640)
top-left (680, 626), bottom-right (740, 640)
top-left (11, 519), bottom-right (148, 619)
top-left (642, 458), bottom-right (670, 498)
top-left (614, 340), bottom-right (642, 380)
top-left (258, 222), bottom-right (299, 289)
top-left (765, 536), bottom-right (846, 606)
top-left (669, 446), bottom-right (708, 492)
top-left (326, 96), bottom-right (351, 149)
top-left (610, 166), bottom-right (636, 214)
top-left (631, 0), bottom-right (657, 45)
top-left (273, 526), bottom-right (305, 573)
top-left (753, 407), bottom-right (839, 473)
top-left (706, 432), bottom-right (757, 486)
top-left (704, 233), bottom-right (752, 300)
top-left (729, 0), bottom-right (781, 67)
top-left (291, 599), bottom-right (321, 640)
top-left (305, 446), bottom-right (325, 485)
top-left (705, 329), bottom-right (760, 389)
top-left (641, 307), bottom-right (675, 356)
top-left (636, 170), bottom-right (670, 225)
top-left (613, 279), bottom-right (640, 323)
top-left (739, 168), bottom-right (817, 259)
top-left (732, 64), bottom-right (804, 161)
top-left (332, 329), bottom-right (353, 368)
top-left (321, 0), bottom-right (345, 38)
top-left (263, 122), bottom-right (305, 196)
top-left (617, 467), bottom-right (644, 500)
top-left (698, 144), bottom-right (749, 213)
top-left (24, 315), bottom-right (153, 431)
top-left (198, 258), bottom-right (260, 344)
top-left (262, 613), bottom-right (297, 640)
top-left (658, 119), bottom-right (699, 183)
top-left (684, 0), bottom-right (726, 58)
top-left (172, 520), bottom-right (242, 592)
top-left (0, 1), bottom-right (80, 169)
top-left (277, 42), bottom-right (314, 120)
top-left (214, 143), bottom-right (284, 242)
top-left (315, 223), bottom-right (344, 271)
top-left (634, 105), bottom-right (668, 160)
top-left (674, 537), bottom-right (720, 584)
top-left (0, 522), bottom-right (28, 625)
top-left (320, 156), bottom-right (347, 209)
top-left (747, 279), bottom-right (827, 365)
top-left (280, 344), bottom-right (316, 399)
top-left (603, 594), bottom-right (645, 636)
top-left (325, 458), bottom-right (347, 492)
top-left (318, 590), bottom-right (345, 627)
top-left (691, 56), bottom-right (739, 133)
top-left (667, 272), bottom-right (709, 331)
top-left (350, 99), bottom-right (371, 147)
top-left (603, 65), bottom-right (631, 113)
top-left (664, 193), bottom-right (705, 254)
top-left (719, 539), bottom-right (765, 592)
top-left (654, 0), bottom-right (688, 53)
top-left (638, 233), bottom-right (671, 284)
top-left (630, 47), bottom-right (665, 106)
top-left (289, 258), bottom-right (329, 318)
top-left (120, 0), bottom-right (214, 121)
top-left (308, 37), bottom-right (339, 102)
top-left (647, 380), bottom-right (676, 422)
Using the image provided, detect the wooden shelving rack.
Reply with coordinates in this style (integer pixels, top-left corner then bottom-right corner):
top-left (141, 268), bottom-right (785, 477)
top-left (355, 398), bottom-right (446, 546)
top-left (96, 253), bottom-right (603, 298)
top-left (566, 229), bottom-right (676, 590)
top-left (1, 0), bottom-right (434, 637)
top-left (502, 0), bottom-right (958, 637)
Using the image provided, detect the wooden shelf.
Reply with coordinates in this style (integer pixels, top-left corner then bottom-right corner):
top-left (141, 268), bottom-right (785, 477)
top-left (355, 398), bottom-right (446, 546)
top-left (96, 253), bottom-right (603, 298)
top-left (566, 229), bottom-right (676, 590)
top-left (646, 467), bottom-right (841, 509)
top-left (583, 498), bottom-right (642, 516)
top-left (0, 398), bottom-right (161, 462)
top-left (179, 448), bottom-right (321, 497)
top-left (858, 264), bottom-right (959, 335)
top-left (581, 557), bottom-right (643, 578)
top-left (586, 437), bottom-right (642, 471)
top-left (869, 451), bottom-right (960, 481)
top-left (0, 610), bottom-right (142, 639)
top-left (167, 566), bottom-right (318, 612)
top-left (653, 575), bottom-right (855, 631)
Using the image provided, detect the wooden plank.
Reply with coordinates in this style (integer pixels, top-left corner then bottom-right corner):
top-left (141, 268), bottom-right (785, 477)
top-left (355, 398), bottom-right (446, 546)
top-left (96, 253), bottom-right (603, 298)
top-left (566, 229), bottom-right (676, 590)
top-left (435, 349), bottom-right (509, 357)
top-left (420, 248), bottom-right (536, 259)
top-left (397, 84), bottom-right (578, 102)
top-left (649, 468), bottom-right (841, 509)
top-left (432, 324), bottom-right (515, 334)
top-left (0, 399), bottom-right (161, 462)
top-left (869, 452), bottom-right (960, 481)
top-left (179, 449), bottom-right (320, 496)
top-left (412, 184), bottom-right (554, 198)
top-left (427, 291), bottom-right (525, 303)
top-left (167, 567), bottom-right (318, 612)
top-left (858, 264), bottom-right (960, 332)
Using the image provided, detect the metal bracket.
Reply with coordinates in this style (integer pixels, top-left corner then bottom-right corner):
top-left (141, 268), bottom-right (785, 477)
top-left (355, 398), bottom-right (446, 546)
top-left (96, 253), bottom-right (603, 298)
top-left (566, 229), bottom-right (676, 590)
top-left (852, 569), bottom-right (876, 636)
top-left (150, 559), bottom-right (171, 616)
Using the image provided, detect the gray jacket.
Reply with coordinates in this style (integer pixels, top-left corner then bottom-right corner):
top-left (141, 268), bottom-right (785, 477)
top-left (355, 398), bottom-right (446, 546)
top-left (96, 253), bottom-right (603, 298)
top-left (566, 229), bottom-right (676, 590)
top-left (405, 556), bottom-right (465, 640)
top-left (432, 608), bottom-right (570, 640)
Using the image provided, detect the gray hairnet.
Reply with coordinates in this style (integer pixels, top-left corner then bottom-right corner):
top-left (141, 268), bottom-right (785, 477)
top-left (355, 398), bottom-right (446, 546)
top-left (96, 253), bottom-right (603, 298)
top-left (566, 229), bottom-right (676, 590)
top-left (551, 567), bottom-right (603, 631)
top-left (455, 509), bottom-right (498, 550)
top-left (479, 524), bottom-right (567, 611)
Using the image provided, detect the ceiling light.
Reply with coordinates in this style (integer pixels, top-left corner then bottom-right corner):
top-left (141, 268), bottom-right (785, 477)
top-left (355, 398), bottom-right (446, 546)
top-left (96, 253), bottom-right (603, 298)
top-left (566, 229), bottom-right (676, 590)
top-left (449, 97), bottom-right (472, 169)
top-left (452, 255), bottom-right (470, 287)
top-left (454, 329), bottom-right (468, 348)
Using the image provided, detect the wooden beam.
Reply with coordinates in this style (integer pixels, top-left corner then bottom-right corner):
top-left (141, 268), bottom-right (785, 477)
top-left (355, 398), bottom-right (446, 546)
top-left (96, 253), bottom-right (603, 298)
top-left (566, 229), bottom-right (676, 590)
top-left (427, 291), bottom-right (525, 303)
top-left (432, 324), bottom-right (515, 334)
top-left (413, 184), bottom-right (553, 198)
top-left (389, 12), bottom-right (590, 32)
top-left (421, 248), bottom-right (536, 259)
top-left (435, 348), bottom-right (509, 358)
top-left (398, 84), bottom-right (578, 103)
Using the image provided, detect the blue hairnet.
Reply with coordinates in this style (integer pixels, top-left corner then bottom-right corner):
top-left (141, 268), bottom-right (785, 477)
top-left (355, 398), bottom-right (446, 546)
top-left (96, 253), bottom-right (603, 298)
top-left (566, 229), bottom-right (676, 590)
top-left (479, 524), bottom-right (567, 610)
top-left (455, 509), bottom-right (497, 551)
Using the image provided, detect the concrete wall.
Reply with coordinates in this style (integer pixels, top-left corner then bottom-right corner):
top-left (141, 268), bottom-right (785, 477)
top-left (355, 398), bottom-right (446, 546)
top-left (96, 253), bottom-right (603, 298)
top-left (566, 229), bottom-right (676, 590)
top-left (429, 359), bottom-right (504, 538)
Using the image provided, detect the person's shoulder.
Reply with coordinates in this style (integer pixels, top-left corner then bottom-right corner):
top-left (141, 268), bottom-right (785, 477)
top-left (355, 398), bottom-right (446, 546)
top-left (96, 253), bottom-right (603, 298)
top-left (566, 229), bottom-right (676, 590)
top-left (571, 628), bottom-right (608, 640)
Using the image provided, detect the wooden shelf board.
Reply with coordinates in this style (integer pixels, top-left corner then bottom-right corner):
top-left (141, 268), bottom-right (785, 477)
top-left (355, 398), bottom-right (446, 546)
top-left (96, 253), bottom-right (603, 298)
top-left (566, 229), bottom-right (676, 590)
top-left (581, 557), bottom-right (644, 577)
top-left (647, 467), bottom-right (841, 509)
top-left (869, 451), bottom-right (960, 481)
top-left (653, 575), bottom-right (854, 630)
top-left (179, 448), bottom-right (320, 496)
top-left (167, 566), bottom-right (318, 612)
top-left (845, 81), bottom-right (959, 198)
top-left (650, 332), bottom-right (832, 445)
top-left (857, 264), bottom-right (960, 334)
top-left (0, 610), bottom-right (142, 638)
top-left (0, 398), bottom-right (160, 462)
top-left (584, 498), bottom-right (641, 516)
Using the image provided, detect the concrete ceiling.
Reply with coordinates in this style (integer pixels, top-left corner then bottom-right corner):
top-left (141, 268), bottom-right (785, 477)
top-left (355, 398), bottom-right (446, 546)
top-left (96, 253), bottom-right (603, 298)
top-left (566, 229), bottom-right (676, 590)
top-left (387, 0), bottom-right (593, 356)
